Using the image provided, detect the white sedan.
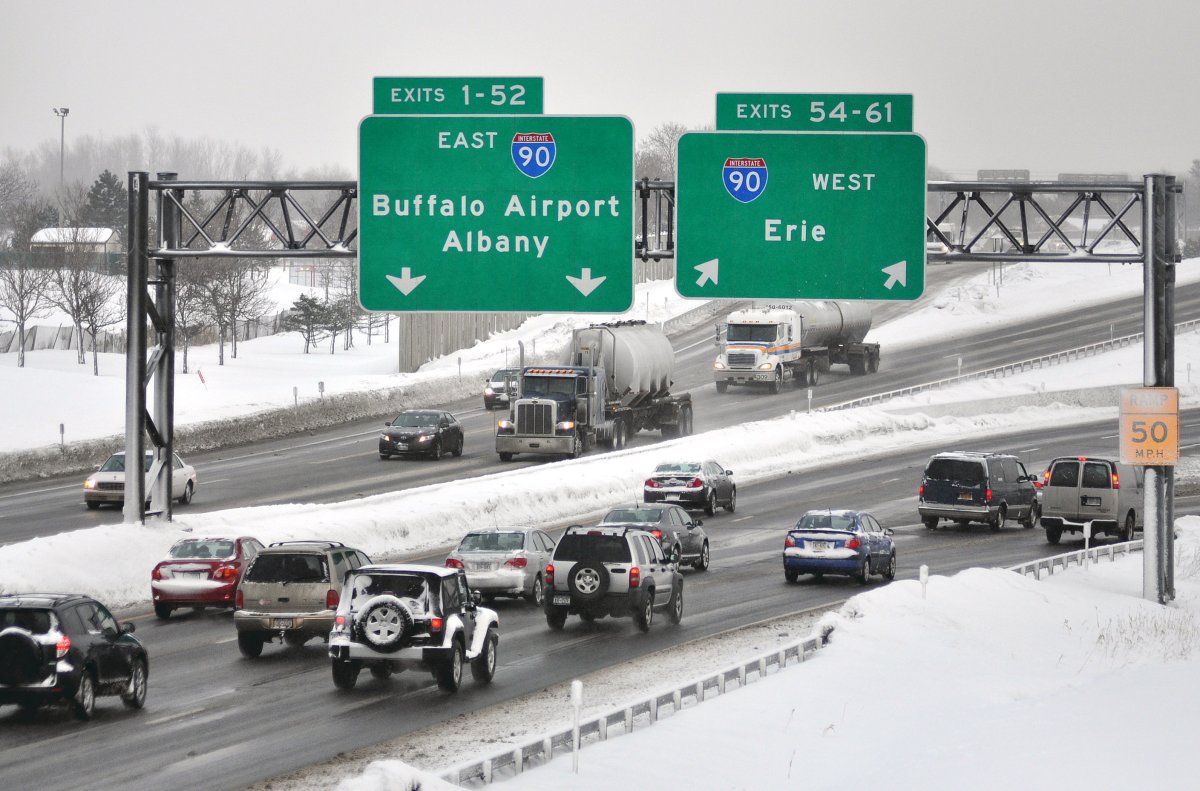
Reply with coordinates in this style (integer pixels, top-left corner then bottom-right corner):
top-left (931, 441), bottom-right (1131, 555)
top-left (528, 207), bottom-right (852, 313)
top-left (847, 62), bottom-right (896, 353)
top-left (83, 451), bottom-right (198, 509)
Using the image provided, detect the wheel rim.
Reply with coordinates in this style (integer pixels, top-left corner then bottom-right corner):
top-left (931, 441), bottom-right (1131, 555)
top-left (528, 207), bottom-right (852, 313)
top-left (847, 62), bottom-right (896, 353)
top-left (574, 568), bottom-right (601, 595)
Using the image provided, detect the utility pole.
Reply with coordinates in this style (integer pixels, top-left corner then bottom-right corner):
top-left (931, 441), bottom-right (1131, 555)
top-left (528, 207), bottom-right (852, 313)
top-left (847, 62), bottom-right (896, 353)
top-left (53, 107), bottom-right (69, 223)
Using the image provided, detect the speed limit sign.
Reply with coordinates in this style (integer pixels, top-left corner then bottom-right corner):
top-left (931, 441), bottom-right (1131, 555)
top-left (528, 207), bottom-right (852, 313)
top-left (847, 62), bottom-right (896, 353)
top-left (1120, 387), bottom-right (1180, 465)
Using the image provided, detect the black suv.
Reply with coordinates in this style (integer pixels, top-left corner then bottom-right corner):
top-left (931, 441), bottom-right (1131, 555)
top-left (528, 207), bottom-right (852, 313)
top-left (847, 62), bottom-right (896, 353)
top-left (918, 451), bottom-right (1038, 531)
top-left (328, 564), bottom-right (499, 693)
top-left (543, 525), bottom-right (684, 632)
top-left (0, 593), bottom-right (148, 720)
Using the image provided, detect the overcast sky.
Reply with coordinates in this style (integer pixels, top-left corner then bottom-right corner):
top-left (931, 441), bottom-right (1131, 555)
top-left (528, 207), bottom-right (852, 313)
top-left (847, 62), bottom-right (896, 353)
top-left (2, 0), bottom-right (1197, 180)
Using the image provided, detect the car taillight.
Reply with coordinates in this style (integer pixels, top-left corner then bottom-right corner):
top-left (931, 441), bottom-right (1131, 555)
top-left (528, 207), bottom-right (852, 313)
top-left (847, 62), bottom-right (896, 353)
top-left (845, 537), bottom-right (861, 550)
top-left (56, 634), bottom-right (71, 659)
top-left (444, 558), bottom-right (464, 569)
top-left (326, 589), bottom-right (339, 609)
top-left (430, 617), bottom-right (444, 632)
top-left (236, 590), bottom-right (244, 609)
top-left (650, 529), bottom-right (663, 540)
top-left (985, 488), bottom-right (993, 503)
top-left (645, 479), bottom-right (660, 488)
top-left (213, 565), bottom-right (239, 581)
top-left (151, 565), bottom-right (164, 581)
top-left (505, 557), bottom-right (528, 568)
top-left (629, 567), bottom-right (640, 588)
top-left (785, 534), bottom-right (796, 547)
top-left (1112, 472), bottom-right (1120, 490)
top-left (687, 478), bottom-right (704, 488)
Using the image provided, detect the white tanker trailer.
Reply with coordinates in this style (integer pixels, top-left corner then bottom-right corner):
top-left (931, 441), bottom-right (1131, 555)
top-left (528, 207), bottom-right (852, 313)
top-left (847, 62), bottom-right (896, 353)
top-left (496, 321), bottom-right (693, 461)
top-left (713, 301), bottom-right (880, 394)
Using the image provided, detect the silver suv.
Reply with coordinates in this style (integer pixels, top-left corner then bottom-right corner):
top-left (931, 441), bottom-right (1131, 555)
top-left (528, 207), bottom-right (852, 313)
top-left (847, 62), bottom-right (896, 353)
top-left (233, 541), bottom-right (371, 658)
top-left (328, 565), bottom-right (499, 692)
top-left (543, 525), bottom-right (683, 632)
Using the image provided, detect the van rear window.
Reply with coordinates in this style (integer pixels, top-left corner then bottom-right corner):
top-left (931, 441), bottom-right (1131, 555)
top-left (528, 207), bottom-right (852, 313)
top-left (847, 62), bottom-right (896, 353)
top-left (924, 459), bottom-right (985, 484)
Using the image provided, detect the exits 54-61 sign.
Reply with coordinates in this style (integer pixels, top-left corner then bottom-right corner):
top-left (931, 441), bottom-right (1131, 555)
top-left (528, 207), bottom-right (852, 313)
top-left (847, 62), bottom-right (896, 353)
top-left (358, 115), bottom-right (633, 312)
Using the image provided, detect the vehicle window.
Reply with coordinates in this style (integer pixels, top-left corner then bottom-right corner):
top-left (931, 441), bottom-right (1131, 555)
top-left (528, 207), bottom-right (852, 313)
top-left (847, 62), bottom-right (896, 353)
top-left (245, 553), bottom-right (329, 583)
top-left (602, 509), bottom-right (664, 524)
top-left (654, 462), bottom-right (702, 474)
top-left (796, 513), bottom-right (856, 531)
top-left (459, 532), bottom-right (525, 552)
top-left (1082, 462), bottom-right (1111, 489)
top-left (1048, 462), bottom-right (1080, 487)
top-left (94, 603), bottom-right (120, 635)
top-left (389, 412), bottom-right (440, 428)
top-left (924, 458), bottom-right (985, 484)
top-left (169, 539), bottom-right (235, 560)
top-left (0, 608), bottom-right (52, 634)
top-left (443, 577), bottom-right (461, 612)
top-left (553, 534), bottom-right (632, 563)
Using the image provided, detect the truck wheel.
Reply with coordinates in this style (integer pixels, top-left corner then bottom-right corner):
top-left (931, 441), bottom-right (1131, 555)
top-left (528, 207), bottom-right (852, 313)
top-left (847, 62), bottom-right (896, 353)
top-left (770, 368), bottom-right (782, 394)
top-left (715, 381), bottom-right (729, 393)
top-left (498, 452), bottom-right (513, 462)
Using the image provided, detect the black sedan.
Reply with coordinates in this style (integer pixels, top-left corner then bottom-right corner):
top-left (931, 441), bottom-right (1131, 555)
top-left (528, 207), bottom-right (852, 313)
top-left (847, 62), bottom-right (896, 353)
top-left (379, 410), bottom-right (465, 460)
top-left (643, 459), bottom-right (736, 516)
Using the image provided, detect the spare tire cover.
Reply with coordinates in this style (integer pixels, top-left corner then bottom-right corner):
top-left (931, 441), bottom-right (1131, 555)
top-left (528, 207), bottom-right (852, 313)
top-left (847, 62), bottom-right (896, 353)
top-left (355, 596), bottom-right (415, 653)
top-left (0, 629), bottom-right (46, 685)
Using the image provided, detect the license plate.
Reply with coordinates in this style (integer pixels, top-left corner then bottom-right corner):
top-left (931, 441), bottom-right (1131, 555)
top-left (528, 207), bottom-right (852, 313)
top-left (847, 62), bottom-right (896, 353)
top-left (809, 541), bottom-right (831, 551)
top-left (958, 493), bottom-right (974, 502)
top-left (552, 595), bottom-right (570, 606)
top-left (272, 618), bottom-right (293, 629)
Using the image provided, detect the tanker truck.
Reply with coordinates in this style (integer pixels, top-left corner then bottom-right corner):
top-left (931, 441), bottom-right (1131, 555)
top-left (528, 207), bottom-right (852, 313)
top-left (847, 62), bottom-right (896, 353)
top-left (495, 321), bottom-right (693, 461)
top-left (713, 301), bottom-right (879, 394)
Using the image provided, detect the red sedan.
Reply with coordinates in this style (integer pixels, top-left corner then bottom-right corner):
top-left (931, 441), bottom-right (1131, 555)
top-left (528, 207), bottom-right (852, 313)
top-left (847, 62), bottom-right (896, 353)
top-left (151, 536), bottom-right (264, 619)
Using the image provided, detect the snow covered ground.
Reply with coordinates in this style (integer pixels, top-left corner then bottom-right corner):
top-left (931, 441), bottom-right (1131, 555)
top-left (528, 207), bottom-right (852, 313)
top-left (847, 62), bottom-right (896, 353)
top-left (336, 518), bottom-right (1200, 791)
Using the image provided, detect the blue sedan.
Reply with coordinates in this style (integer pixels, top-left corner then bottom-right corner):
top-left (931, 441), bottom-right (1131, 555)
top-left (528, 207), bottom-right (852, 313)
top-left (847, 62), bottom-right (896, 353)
top-left (783, 510), bottom-right (896, 584)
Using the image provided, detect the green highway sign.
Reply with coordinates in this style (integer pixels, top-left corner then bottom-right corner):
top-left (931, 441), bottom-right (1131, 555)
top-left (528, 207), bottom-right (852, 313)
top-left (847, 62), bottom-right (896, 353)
top-left (717, 93), bottom-right (913, 132)
top-left (675, 131), bottom-right (926, 300)
top-left (358, 115), bottom-right (633, 312)
top-left (373, 77), bottom-right (544, 115)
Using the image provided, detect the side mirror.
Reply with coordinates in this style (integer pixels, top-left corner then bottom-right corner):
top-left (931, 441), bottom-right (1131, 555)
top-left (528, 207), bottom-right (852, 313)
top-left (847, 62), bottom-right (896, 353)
top-left (120, 622), bottom-right (135, 634)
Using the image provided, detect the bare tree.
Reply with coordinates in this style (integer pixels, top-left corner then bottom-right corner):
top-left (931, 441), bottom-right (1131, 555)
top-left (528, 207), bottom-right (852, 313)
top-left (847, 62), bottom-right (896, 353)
top-left (0, 250), bottom-right (53, 367)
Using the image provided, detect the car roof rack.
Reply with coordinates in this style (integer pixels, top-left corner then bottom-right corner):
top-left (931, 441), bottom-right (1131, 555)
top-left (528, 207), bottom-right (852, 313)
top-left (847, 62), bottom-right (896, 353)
top-left (267, 540), bottom-right (346, 548)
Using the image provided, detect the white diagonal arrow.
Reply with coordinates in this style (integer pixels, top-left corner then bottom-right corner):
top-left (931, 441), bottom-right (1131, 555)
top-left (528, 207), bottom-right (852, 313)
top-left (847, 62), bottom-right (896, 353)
top-left (694, 258), bottom-right (719, 287)
top-left (385, 267), bottom-right (426, 296)
top-left (882, 261), bottom-right (907, 290)
top-left (566, 267), bottom-right (606, 297)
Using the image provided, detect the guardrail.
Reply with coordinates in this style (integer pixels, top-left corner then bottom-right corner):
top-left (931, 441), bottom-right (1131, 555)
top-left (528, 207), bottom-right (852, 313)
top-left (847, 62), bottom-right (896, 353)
top-left (827, 318), bottom-right (1200, 412)
top-left (1008, 538), bottom-right (1143, 579)
top-left (439, 628), bottom-right (830, 786)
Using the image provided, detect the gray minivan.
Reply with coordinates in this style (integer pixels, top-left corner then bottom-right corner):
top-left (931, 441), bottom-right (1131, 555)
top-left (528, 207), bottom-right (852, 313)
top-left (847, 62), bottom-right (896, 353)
top-left (918, 451), bottom-right (1038, 531)
top-left (1038, 457), bottom-right (1144, 544)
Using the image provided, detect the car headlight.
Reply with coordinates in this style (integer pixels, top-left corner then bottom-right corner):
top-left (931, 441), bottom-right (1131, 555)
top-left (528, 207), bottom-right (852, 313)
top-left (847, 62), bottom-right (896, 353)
top-left (84, 478), bottom-right (97, 490)
top-left (757, 362), bottom-right (774, 370)
top-left (713, 359), bottom-right (726, 370)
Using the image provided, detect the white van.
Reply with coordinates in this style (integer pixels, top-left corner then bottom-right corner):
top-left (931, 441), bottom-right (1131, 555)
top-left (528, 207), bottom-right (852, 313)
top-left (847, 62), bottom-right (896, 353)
top-left (1038, 456), bottom-right (1144, 544)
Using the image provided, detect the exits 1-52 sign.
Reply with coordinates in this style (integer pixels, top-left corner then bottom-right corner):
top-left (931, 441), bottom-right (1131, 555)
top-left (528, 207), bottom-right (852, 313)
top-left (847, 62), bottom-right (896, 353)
top-left (1120, 387), bottom-right (1180, 465)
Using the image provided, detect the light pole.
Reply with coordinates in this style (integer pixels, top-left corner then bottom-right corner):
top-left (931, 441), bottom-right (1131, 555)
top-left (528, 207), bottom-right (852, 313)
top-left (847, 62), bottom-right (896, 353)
top-left (52, 107), bottom-right (69, 218)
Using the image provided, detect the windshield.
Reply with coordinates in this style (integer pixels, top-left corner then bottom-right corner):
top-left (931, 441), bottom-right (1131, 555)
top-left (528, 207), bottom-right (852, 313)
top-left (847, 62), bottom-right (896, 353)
top-left (795, 514), bottom-right (857, 531)
top-left (522, 375), bottom-right (577, 398)
top-left (602, 509), bottom-right (664, 524)
top-left (390, 412), bottom-right (439, 428)
top-left (654, 463), bottom-right (701, 474)
top-left (245, 553), bottom-right (329, 583)
top-left (726, 324), bottom-right (778, 343)
top-left (458, 532), bottom-right (525, 552)
top-left (924, 458), bottom-right (985, 484)
top-left (168, 539), bottom-right (235, 560)
top-left (0, 608), bottom-right (52, 634)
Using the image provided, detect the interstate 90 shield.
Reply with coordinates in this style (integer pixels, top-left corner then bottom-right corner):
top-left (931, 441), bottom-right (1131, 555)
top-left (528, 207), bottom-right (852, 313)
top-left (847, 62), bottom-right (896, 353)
top-left (512, 133), bottom-right (556, 178)
top-left (722, 157), bottom-right (768, 203)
